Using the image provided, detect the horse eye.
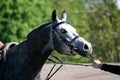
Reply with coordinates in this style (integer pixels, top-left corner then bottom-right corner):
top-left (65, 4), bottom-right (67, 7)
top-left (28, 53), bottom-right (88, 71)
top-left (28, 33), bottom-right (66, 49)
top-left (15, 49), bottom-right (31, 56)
top-left (60, 29), bottom-right (67, 33)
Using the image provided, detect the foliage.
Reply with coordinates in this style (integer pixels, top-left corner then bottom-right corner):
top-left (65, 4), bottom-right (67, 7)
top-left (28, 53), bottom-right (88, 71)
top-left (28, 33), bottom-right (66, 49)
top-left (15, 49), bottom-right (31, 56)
top-left (85, 0), bottom-right (120, 62)
top-left (0, 0), bottom-right (53, 42)
top-left (0, 0), bottom-right (120, 62)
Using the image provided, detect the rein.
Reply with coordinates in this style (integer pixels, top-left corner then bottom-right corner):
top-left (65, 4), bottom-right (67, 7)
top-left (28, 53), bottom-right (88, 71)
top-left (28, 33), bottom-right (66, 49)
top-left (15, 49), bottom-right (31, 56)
top-left (45, 55), bottom-right (94, 80)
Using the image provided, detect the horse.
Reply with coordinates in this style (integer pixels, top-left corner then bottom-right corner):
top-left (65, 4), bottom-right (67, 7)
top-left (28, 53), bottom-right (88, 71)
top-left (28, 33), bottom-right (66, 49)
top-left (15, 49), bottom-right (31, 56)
top-left (2, 10), bottom-right (92, 80)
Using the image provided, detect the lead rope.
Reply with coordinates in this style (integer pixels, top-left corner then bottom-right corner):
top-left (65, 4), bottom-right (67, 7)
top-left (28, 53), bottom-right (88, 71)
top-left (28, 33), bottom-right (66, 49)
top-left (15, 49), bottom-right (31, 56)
top-left (45, 56), bottom-right (63, 80)
top-left (45, 55), bottom-right (95, 80)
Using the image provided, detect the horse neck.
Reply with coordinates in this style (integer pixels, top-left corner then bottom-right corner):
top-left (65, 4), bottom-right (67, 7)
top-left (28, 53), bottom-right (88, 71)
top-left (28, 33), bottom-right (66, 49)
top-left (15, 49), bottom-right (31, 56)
top-left (27, 40), bottom-right (53, 72)
top-left (26, 23), bottom-right (54, 72)
top-left (3, 23), bottom-right (55, 80)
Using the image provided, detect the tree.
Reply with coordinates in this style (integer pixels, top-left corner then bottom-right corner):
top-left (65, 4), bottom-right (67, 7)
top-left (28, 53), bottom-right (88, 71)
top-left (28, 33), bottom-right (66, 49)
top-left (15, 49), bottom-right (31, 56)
top-left (0, 0), bottom-right (53, 42)
top-left (85, 0), bottom-right (120, 62)
top-left (2, 0), bottom-right (119, 62)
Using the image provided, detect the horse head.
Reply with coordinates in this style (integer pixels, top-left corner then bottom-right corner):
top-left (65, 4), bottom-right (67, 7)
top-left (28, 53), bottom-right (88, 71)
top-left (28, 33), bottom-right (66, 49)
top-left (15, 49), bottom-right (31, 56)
top-left (52, 10), bottom-right (92, 57)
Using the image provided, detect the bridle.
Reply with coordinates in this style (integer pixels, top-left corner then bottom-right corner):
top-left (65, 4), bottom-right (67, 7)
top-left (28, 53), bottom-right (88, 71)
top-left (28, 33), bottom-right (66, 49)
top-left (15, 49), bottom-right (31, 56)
top-left (52, 21), bottom-right (79, 54)
top-left (45, 22), bottom-right (94, 80)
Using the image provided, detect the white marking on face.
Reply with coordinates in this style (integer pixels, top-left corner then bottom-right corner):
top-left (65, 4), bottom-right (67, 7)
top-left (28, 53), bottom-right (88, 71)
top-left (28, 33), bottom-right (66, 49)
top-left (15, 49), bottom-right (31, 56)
top-left (56, 23), bottom-right (79, 42)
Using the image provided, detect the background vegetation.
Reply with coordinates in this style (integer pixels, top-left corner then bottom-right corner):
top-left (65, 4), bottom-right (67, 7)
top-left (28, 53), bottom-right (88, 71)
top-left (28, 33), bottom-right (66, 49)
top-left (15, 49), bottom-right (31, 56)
top-left (0, 0), bottom-right (120, 62)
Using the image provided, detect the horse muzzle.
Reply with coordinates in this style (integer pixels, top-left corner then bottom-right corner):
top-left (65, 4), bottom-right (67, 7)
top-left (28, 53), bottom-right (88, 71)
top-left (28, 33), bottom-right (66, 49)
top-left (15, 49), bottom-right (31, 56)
top-left (73, 37), bottom-right (92, 57)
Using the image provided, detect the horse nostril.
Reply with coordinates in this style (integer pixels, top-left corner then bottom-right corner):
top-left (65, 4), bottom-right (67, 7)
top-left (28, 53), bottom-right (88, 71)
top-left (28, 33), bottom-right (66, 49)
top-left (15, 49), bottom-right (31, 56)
top-left (83, 44), bottom-right (89, 51)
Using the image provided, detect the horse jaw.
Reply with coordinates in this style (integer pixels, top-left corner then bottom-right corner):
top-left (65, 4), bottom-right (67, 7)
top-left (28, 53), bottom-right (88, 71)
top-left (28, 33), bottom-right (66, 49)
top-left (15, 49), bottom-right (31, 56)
top-left (53, 30), bottom-right (71, 54)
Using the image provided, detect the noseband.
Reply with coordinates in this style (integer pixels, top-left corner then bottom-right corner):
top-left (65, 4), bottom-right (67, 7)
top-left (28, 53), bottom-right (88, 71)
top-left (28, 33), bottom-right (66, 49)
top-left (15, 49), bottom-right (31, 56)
top-left (52, 22), bottom-right (79, 54)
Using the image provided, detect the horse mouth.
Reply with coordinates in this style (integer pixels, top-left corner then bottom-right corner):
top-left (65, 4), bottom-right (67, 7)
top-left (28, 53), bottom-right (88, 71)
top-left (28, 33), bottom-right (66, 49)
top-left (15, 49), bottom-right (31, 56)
top-left (73, 46), bottom-right (92, 57)
top-left (74, 49), bottom-right (91, 57)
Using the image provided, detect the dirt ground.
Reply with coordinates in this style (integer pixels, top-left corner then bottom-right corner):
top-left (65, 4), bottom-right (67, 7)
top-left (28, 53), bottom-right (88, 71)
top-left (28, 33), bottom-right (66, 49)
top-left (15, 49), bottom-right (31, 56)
top-left (41, 64), bottom-right (120, 80)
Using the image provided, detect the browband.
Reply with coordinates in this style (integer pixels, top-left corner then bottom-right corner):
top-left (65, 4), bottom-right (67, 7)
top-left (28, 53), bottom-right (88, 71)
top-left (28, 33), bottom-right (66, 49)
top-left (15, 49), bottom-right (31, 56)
top-left (52, 21), bottom-right (66, 29)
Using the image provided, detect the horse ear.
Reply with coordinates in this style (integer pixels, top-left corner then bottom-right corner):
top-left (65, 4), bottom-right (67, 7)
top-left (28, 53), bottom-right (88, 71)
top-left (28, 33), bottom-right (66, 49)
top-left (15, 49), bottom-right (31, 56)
top-left (61, 10), bottom-right (67, 21)
top-left (52, 10), bottom-right (57, 22)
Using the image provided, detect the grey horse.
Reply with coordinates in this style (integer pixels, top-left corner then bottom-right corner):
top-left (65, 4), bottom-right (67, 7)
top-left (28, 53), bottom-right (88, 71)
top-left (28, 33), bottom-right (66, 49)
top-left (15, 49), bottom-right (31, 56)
top-left (2, 10), bottom-right (92, 80)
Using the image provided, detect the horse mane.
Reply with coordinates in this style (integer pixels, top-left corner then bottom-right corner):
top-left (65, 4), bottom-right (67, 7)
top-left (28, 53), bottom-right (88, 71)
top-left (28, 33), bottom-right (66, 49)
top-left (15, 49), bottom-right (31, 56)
top-left (26, 21), bottom-right (53, 50)
top-left (27, 22), bottom-right (52, 39)
top-left (37, 21), bottom-right (52, 29)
